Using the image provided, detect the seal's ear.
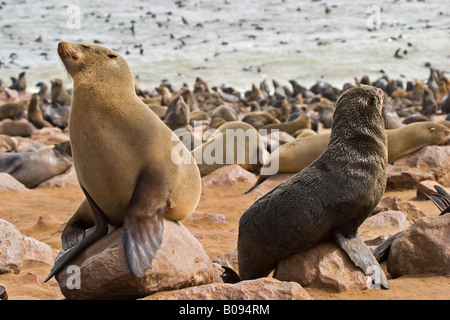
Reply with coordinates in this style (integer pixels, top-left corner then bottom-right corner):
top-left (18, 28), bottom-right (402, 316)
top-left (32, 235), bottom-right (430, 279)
top-left (429, 127), bottom-right (436, 132)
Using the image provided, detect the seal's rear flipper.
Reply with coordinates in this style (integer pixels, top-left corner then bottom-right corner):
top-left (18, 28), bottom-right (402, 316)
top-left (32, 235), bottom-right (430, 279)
top-left (427, 185), bottom-right (450, 216)
top-left (335, 233), bottom-right (390, 289)
top-left (221, 266), bottom-right (241, 284)
top-left (123, 175), bottom-right (168, 278)
top-left (44, 186), bottom-right (108, 282)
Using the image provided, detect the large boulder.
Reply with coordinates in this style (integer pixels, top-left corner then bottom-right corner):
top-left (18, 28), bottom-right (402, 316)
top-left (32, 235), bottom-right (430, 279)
top-left (0, 219), bottom-right (54, 274)
top-left (56, 219), bottom-right (215, 300)
top-left (274, 242), bottom-right (372, 292)
top-left (387, 146), bottom-right (450, 189)
top-left (387, 214), bottom-right (450, 278)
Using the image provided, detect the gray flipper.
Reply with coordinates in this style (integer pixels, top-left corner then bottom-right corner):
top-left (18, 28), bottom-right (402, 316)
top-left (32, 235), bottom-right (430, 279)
top-left (123, 174), bottom-right (168, 278)
top-left (335, 233), bottom-right (391, 289)
top-left (44, 186), bottom-right (108, 282)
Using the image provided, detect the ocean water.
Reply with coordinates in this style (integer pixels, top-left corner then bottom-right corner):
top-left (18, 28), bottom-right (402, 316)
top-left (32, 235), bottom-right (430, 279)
top-left (0, 0), bottom-right (449, 93)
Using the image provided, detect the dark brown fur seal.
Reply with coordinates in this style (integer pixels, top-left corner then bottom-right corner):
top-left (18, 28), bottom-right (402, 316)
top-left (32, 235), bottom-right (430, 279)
top-left (237, 86), bottom-right (390, 289)
top-left (45, 42), bottom-right (201, 282)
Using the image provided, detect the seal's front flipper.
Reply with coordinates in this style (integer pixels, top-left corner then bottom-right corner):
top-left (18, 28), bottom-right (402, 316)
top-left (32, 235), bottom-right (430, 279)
top-left (123, 174), bottom-right (169, 278)
top-left (44, 187), bottom-right (108, 282)
top-left (335, 233), bottom-right (391, 289)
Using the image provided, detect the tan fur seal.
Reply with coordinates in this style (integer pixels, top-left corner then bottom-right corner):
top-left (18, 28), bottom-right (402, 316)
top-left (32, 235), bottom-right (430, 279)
top-left (50, 79), bottom-right (72, 107)
top-left (247, 121), bottom-right (450, 193)
top-left (0, 134), bottom-right (18, 152)
top-left (0, 100), bottom-right (28, 121)
top-left (0, 119), bottom-right (36, 137)
top-left (45, 42), bottom-right (201, 282)
top-left (237, 86), bottom-right (390, 289)
top-left (387, 122), bottom-right (450, 163)
top-left (241, 111), bottom-right (280, 129)
top-left (191, 121), bottom-right (269, 177)
top-left (261, 114), bottom-right (311, 135)
top-left (27, 93), bottom-right (53, 129)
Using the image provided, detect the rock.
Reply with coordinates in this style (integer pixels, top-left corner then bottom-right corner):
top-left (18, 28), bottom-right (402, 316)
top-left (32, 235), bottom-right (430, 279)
top-left (0, 219), bottom-right (54, 274)
top-left (361, 211), bottom-right (410, 230)
top-left (212, 249), bottom-right (238, 273)
top-left (0, 173), bottom-right (29, 193)
top-left (250, 173), bottom-right (295, 200)
top-left (389, 146), bottom-right (450, 188)
top-left (56, 219), bottom-right (215, 300)
top-left (274, 242), bottom-right (372, 292)
top-left (30, 127), bottom-right (69, 145)
top-left (417, 180), bottom-right (448, 198)
top-left (22, 236), bottom-right (54, 266)
top-left (201, 165), bottom-right (256, 187)
top-left (374, 196), bottom-right (426, 221)
top-left (144, 277), bottom-right (313, 300)
top-left (387, 214), bottom-right (450, 278)
top-left (387, 165), bottom-right (435, 189)
top-left (185, 211), bottom-right (226, 226)
top-left (0, 219), bottom-right (25, 274)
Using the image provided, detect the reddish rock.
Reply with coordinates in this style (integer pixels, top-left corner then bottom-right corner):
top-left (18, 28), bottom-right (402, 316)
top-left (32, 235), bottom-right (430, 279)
top-left (387, 214), bottom-right (450, 278)
top-left (144, 277), bottom-right (312, 300)
top-left (56, 219), bottom-right (215, 300)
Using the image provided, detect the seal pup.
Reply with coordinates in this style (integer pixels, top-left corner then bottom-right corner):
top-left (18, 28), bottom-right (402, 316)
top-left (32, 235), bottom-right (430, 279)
top-left (237, 86), bottom-right (390, 289)
top-left (45, 42), bottom-right (201, 282)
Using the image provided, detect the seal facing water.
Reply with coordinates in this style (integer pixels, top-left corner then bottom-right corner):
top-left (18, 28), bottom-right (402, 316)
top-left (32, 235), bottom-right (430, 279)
top-left (237, 86), bottom-right (390, 289)
top-left (45, 42), bottom-right (201, 281)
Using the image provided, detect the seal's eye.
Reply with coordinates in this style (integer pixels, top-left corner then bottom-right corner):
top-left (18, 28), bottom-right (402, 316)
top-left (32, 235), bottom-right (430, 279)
top-left (81, 45), bottom-right (90, 49)
top-left (108, 54), bottom-right (117, 59)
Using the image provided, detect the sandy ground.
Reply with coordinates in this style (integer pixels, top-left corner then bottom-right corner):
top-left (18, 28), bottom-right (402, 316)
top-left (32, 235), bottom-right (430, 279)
top-left (0, 164), bottom-right (449, 300)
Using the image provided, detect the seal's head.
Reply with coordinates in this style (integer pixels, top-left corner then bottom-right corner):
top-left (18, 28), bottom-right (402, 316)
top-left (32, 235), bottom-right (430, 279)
top-left (332, 85), bottom-right (385, 132)
top-left (57, 42), bottom-right (133, 91)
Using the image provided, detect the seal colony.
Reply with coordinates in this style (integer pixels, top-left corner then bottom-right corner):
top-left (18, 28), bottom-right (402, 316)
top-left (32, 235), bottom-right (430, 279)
top-left (44, 42), bottom-right (201, 281)
top-left (237, 86), bottom-right (391, 289)
top-left (0, 40), bottom-right (449, 298)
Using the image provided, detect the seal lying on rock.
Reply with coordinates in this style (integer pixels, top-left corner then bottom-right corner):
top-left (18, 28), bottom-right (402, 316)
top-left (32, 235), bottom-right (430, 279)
top-left (236, 86), bottom-right (391, 289)
top-left (45, 42), bottom-right (201, 282)
top-left (0, 141), bottom-right (72, 188)
top-left (246, 121), bottom-right (450, 193)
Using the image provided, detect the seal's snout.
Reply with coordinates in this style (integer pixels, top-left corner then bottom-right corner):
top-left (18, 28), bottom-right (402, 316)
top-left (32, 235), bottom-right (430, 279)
top-left (58, 41), bottom-right (80, 61)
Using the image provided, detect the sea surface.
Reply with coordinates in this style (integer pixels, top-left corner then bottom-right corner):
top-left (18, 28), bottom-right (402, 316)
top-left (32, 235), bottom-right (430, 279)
top-left (0, 0), bottom-right (449, 93)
